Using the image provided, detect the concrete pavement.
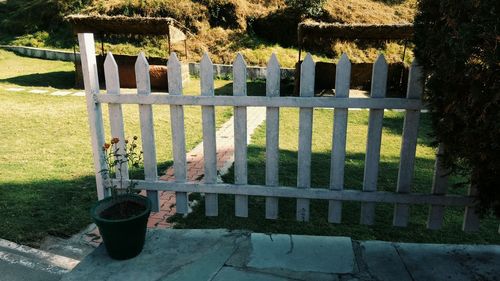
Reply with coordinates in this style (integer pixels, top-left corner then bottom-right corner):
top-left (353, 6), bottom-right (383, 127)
top-left (62, 229), bottom-right (500, 281)
top-left (0, 238), bottom-right (79, 281)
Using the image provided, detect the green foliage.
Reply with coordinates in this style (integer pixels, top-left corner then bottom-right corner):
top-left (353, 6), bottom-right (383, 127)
top-left (414, 0), bottom-right (500, 216)
top-left (0, 0), bottom-right (90, 34)
top-left (199, 0), bottom-right (241, 29)
top-left (285, 0), bottom-right (326, 18)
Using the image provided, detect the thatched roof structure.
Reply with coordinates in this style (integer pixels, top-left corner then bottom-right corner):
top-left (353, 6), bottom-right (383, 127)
top-left (298, 22), bottom-right (413, 45)
top-left (65, 14), bottom-right (177, 36)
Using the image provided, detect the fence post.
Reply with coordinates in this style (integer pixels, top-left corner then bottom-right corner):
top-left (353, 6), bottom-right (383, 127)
top-left (329, 53), bottom-right (351, 223)
top-left (233, 53), bottom-right (249, 217)
top-left (427, 143), bottom-right (448, 230)
top-left (297, 53), bottom-right (315, 222)
top-left (265, 54), bottom-right (281, 219)
top-left (77, 33), bottom-right (107, 200)
top-left (360, 54), bottom-right (387, 225)
top-left (136, 52), bottom-right (160, 212)
top-left (462, 187), bottom-right (480, 232)
top-left (200, 53), bottom-right (218, 216)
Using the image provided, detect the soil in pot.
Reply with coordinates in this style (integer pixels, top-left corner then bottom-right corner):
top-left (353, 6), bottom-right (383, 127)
top-left (100, 201), bottom-right (146, 220)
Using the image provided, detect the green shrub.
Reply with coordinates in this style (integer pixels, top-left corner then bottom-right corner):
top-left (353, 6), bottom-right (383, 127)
top-left (414, 0), bottom-right (500, 216)
top-left (285, 0), bottom-right (326, 18)
top-left (199, 0), bottom-right (242, 29)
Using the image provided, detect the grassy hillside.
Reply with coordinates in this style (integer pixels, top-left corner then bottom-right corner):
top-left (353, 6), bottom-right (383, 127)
top-left (0, 0), bottom-right (416, 66)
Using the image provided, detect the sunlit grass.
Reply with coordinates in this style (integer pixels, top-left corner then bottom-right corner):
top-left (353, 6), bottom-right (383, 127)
top-left (0, 51), bottom-right (234, 245)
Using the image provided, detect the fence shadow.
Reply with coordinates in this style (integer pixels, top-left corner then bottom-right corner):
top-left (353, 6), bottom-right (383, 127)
top-left (0, 71), bottom-right (75, 89)
top-left (169, 146), bottom-right (500, 244)
top-left (0, 175), bottom-right (96, 246)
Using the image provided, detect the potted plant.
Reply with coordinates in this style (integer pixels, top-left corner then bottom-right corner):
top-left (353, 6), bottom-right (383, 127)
top-left (90, 136), bottom-right (152, 260)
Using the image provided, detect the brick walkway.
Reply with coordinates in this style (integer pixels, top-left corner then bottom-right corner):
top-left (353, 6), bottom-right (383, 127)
top-left (83, 107), bottom-right (267, 246)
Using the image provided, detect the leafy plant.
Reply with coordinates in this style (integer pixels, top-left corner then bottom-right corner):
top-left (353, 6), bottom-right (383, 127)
top-left (100, 136), bottom-right (143, 197)
top-left (414, 0), bottom-right (500, 217)
top-left (284, 0), bottom-right (326, 18)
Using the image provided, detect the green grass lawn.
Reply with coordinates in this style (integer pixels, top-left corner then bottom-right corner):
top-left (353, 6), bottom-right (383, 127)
top-left (171, 109), bottom-right (500, 244)
top-left (0, 49), bottom-right (233, 246)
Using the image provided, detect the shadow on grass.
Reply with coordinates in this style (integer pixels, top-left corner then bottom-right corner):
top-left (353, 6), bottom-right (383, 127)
top-left (0, 175), bottom-right (97, 247)
top-left (0, 71), bottom-right (75, 89)
top-left (357, 110), bottom-right (435, 146)
top-left (214, 80), bottom-right (295, 96)
top-left (170, 145), bottom-right (500, 244)
top-left (0, 159), bottom-right (172, 247)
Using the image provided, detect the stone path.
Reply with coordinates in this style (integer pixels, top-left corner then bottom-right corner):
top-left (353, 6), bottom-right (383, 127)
top-left (62, 229), bottom-right (500, 281)
top-left (2, 86), bottom-right (86, 97)
top-left (82, 107), bottom-right (267, 247)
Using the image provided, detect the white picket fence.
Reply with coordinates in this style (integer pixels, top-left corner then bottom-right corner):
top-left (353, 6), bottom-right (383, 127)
top-left (78, 33), bottom-right (481, 232)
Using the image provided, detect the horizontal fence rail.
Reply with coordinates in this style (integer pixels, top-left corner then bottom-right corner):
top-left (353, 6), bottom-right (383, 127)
top-left (95, 95), bottom-right (423, 109)
top-left (77, 32), bottom-right (486, 232)
top-left (111, 179), bottom-right (475, 206)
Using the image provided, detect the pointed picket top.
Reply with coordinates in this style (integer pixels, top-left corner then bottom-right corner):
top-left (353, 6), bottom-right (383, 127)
top-left (370, 54), bottom-right (388, 98)
top-left (299, 53), bottom-right (315, 97)
top-left (233, 53), bottom-right (247, 96)
top-left (335, 53), bottom-right (351, 98)
top-left (104, 52), bottom-right (120, 94)
top-left (200, 52), bottom-right (214, 96)
top-left (135, 52), bottom-right (150, 95)
top-left (167, 52), bottom-right (183, 96)
top-left (374, 53), bottom-right (388, 70)
top-left (406, 59), bottom-right (423, 99)
top-left (266, 53), bottom-right (280, 97)
top-left (167, 52), bottom-right (181, 69)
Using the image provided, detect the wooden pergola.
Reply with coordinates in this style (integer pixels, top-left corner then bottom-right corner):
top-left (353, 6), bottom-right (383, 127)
top-left (66, 14), bottom-right (188, 55)
top-left (66, 14), bottom-right (189, 89)
top-left (297, 21), bottom-right (414, 61)
top-left (295, 21), bottom-right (414, 96)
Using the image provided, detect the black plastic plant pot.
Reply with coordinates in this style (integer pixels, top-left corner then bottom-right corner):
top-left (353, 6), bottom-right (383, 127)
top-left (91, 194), bottom-right (151, 260)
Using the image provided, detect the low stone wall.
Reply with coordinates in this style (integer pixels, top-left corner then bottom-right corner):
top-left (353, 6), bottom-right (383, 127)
top-left (188, 62), bottom-right (295, 81)
top-left (0, 45), bottom-right (78, 62)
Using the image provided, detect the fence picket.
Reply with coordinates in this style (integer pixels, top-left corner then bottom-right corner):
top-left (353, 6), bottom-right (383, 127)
top-left (135, 52), bottom-right (160, 211)
top-left (104, 53), bottom-right (129, 182)
top-left (329, 54), bottom-right (351, 223)
top-left (265, 54), bottom-right (281, 219)
top-left (360, 54), bottom-right (387, 225)
top-left (200, 53), bottom-right (218, 216)
top-left (427, 144), bottom-right (448, 230)
top-left (233, 53), bottom-right (248, 217)
top-left (463, 187), bottom-right (480, 232)
top-left (393, 60), bottom-right (423, 227)
top-left (78, 33), bottom-right (107, 200)
top-left (297, 53), bottom-right (315, 222)
top-left (167, 53), bottom-right (189, 214)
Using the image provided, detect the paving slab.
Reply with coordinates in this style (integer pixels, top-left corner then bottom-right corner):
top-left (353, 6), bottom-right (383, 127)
top-left (395, 243), bottom-right (500, 281)
top-left (212, 267), bottom-right (290, 281)
top-left (61, 229), bottom-right (242, 281)
top-left (248, 233), bottom-right (354, 274)
top-left (6, 87), bottom-right (25, 92)
top-left (51, 90), bottom-right (72, 96)
top-left (360, 241), bottom-right (412, 281)
top-left (29, 89), bottom-right (48, 94)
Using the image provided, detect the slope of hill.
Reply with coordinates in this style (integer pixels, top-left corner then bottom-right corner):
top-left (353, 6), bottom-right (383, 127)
top-left (0, 0), bottom-right (417, 66)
